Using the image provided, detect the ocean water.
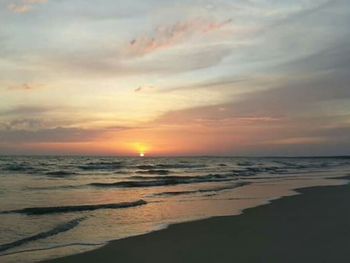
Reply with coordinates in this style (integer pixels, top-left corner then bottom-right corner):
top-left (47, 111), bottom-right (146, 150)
top-left (0, 156), bottom-right (350, 262)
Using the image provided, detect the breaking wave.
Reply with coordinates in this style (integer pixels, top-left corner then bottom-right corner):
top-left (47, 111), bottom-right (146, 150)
top-left (90, 173), bottom-right (234, 188)
top-left (153, 182), bottom-right (250, 197)
top-left (1, 200), bottom-right (147, 215)
top-left (0, 217), bottom-right (86, 253)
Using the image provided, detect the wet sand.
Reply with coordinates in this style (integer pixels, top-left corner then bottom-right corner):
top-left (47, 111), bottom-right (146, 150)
top-left (43, 179), bottom-right (350, 263)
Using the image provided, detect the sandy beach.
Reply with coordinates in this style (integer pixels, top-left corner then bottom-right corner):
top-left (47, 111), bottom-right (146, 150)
top-left (43, 177), bottom-right (350, 263)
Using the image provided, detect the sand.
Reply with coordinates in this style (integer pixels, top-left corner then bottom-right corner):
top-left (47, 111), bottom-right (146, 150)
top-left (43, 180), bottom-right (350, 263)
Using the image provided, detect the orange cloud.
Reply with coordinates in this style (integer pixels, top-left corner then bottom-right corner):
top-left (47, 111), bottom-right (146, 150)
top-left (128, 18), bottom-right (232, 57)
top-left (8, 0), bottom-right (47, 14)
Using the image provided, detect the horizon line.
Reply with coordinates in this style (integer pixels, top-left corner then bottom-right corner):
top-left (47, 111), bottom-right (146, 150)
top-left (0, 154), bottom-right (349, 158)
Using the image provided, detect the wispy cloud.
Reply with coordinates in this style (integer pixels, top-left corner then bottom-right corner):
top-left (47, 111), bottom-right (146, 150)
top-left (8, 0), bottom-right (47, 14)
top-left (134, 86), bottom-right (155, 93)
top-left (47, 43), bottom-right (232, 77)
top-left (0, 127), bottom-right (100, 143)
top-left (127, 18), bottom-right (232, 56)
top-left (0, 106), bottom-right (54, 116)
top-left (7, 83), bottom-right (44, 91)
top-left (0, 124), bottom-right (133, 144)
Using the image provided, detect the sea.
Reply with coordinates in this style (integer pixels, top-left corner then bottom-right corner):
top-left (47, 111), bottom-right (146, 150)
top-left (0, 156), bottom-right (349, 262)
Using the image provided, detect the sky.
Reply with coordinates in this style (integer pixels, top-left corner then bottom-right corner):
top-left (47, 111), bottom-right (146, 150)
top-left (0, 0), bottom-right (350, 156)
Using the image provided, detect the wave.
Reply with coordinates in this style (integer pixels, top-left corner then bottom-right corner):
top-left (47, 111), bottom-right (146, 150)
top-left (90, 173), bottom-right (233, 188)
top-left (0, 217), bottom-right (85, 253)
top-left (136, 165), bottom-right (156, 170)
top-left (136, 163), bottom-right (205, 170)
top-left (232, 166), bottom-right (288, 176)
top-left (3, 165), bottom-right (31, 172)
top-left (78, 161), bottom-right (123, 171)
top-left (1, 200), bottom-right (147, 215)
top-left (24, 184), bottom-right (82, 191)
top-left (269, 159), bottom-right (348, 171)
top-left (153, 182), bottom-right (250, 197)
top-left (45, 171), bottom-right (76, 177)
top-left (136, 169), bottom-right (170, 175)
top-left (237, 161), bottom-right (254, 166)
top-left (130, 175), bottom-right (187, 180)
top-left (2, 164), bottom-right (44, 174)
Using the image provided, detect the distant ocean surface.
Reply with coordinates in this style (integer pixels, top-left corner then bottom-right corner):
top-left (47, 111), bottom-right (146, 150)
top-left (1, 156), bottom-right (350, 262)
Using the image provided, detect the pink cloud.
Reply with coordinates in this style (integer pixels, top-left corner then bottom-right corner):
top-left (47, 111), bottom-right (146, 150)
top-left (8, 0), bottom-right (47, 14)
top-left (128, 18), bottom-right (232, 57)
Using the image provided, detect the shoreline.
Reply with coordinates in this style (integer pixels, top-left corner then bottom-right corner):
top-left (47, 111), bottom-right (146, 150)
top-left (42, 175), bottom-right (350, 263)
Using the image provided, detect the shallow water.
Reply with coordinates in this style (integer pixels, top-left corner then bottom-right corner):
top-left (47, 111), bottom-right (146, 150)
top-left (0, 156), bottom-right (349, 262)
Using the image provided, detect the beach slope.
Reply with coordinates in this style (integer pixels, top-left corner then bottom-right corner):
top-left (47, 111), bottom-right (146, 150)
top-left (44, 182), bottom-right (350, 263)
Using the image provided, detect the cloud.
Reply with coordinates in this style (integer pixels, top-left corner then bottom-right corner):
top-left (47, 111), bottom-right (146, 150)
top-left (134, 86), bottom-right (155, 93)
top-left (8, 0), bottom-right (47, 14)
top-left (127, 45), bottom-right (232, 74)
top-left (266, 136), bottom-right (328, 145)
top-left (48, 43), bottom-right (232, 77)
top-left (0, 106), bottom-right (54, 117)
top-left (7, 83), bottom-right (44, 91)
top-left (0, 127), bottom-right (100, 143)
top-left (0, 118), bottom-right (46, 130)
top-left (157, 69), bottom-right (350, 125)
top-left (274, 40), bottom-right (350, 74)
top-left (159, 76), bottom-right (250, 94)
top-left (0, 124), bottom-right (132, 144)
top-left (150, 39), bottom-right (350, 155)
top-left (127, 18), bottom-right (232, 56)
top-left (162, 35), bottom-right (350, 121)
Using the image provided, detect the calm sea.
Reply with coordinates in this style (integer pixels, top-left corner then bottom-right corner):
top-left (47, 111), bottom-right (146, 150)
top-left (1, 156), bottom-right (349, 262)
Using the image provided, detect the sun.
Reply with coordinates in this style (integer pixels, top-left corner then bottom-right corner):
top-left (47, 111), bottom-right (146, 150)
top-left (132, 142), bottom-right (149, 157)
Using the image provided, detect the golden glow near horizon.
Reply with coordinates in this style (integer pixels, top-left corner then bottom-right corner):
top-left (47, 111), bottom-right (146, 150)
top-left (132, 142), bottom-right (149, 157)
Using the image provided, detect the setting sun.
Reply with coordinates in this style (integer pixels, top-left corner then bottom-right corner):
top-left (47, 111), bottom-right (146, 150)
top-left (132, 142), bottom-right (150, 157)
